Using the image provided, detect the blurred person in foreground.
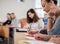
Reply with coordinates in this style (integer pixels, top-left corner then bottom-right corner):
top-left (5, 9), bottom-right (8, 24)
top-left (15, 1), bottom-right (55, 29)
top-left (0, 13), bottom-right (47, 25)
top-left (34, 0), bottom-right (60, 41)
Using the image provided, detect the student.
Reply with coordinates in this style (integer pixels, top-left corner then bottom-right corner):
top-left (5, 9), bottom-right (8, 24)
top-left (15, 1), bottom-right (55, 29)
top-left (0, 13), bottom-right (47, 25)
top-left (24, 8), bottom-right (44, 36)
top-left (10, 13), bottom-right (20, 36)
top-left (43, 13), bottom-right (48, 29)
top-left (9, 13), bottom-right (20, 44)
top-left (11, 13), bottom-right (20, 27)
top-left (0, 13), bottom-right (11, 41)
top-left (42, 0), bottom-right (60, 35)
top-left (34, 0), bottom-right (60, 40)
top-left (43, 13), bottom-right (48, 25)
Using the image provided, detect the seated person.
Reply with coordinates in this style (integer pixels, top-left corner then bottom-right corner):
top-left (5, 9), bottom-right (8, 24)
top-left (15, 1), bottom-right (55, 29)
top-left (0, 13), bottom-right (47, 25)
top-left (34, 0), bottom-right (60, 41)
top-left (24, 8), bottom-right (44, 36)
top-left (43, 13), bottom-right (48, 29)
top-left (10, 13), bottom-right (21, 36)
top-left (0, 13), bottom-right (11, 41)
top-left (7, 13), bottom-right (21, 44)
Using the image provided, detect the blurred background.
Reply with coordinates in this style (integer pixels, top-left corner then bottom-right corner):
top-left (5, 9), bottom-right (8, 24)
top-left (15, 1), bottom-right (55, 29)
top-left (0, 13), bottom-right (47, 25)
top-left (0, 0), bottom-right (60, 21)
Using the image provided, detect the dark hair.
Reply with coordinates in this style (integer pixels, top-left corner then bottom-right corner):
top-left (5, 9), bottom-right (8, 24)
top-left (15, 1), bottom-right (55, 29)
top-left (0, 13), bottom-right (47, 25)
top-left (27, 8), bottom-right (39, 23)
top-left (41, 0), bottom-right (57, 5)
top-left (7, 13), bottom-right (11, 15)
top-left (11, 12), bottom-right (15, 15)
top-left (7, 13), bottom-right (12, 20)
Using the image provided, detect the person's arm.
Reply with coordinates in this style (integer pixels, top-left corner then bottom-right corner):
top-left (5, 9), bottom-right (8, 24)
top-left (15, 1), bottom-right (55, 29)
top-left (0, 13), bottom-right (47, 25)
top-left (47, 7), bottom-right (60, 32)
top-left (34, 33), bottom-right (51, 41)
top-left (47, 8), bottom-right (56, 32)
top-left (3, 20), bottom-right (11, 26)
top-left (34, 33), bottom-right (59, 41)
top-left (23, 23), bottom-right (30, 29)
top-left (47, 17), bottom-right (53, 31)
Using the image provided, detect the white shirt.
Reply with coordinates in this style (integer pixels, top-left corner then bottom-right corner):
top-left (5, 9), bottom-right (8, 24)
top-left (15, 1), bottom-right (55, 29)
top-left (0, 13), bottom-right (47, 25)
top-left (24, 19), bottom-right (44, 31)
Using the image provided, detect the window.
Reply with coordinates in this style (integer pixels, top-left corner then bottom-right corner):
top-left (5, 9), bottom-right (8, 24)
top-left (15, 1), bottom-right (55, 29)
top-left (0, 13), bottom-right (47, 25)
top-left (35, 0), bottom-right (45, 18)
top-left (58, 0), bottom-right (60, 7)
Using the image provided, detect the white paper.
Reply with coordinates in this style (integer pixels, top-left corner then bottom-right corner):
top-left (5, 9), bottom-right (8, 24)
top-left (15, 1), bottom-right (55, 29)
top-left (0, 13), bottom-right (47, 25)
top-left (18, 40), bottom-right (56, 44)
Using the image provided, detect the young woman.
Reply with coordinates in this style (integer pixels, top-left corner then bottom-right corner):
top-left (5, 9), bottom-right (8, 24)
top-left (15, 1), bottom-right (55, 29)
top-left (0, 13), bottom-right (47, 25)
top-left (8, 13), bottom-right (20, 44)
top-left (10, 12), bottom-right (21, 35)
top-left (24, 8), bottom-right (44, 36)
top-left (10, 13), bottom-right (21, 31)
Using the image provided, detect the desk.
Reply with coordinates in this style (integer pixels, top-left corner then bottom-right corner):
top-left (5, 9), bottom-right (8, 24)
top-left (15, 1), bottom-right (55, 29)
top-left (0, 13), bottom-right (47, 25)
top-left (14, 32), bottom-right (28, 44)
top-left (14, 31), bottom-right (56, 44)
top-left (0, 25), bottom-right (16, 38)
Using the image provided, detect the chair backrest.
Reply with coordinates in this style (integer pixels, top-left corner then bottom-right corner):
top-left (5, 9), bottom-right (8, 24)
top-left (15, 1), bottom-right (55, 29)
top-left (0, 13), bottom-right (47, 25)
top-left (19, 18), bottom-right (28, 28)
top-left (0, 26), bottom-right (9, 38)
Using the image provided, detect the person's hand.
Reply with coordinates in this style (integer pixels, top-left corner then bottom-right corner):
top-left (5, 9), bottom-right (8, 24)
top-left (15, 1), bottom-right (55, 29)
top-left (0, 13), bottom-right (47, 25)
top-left (6, 25), bottom-right (17, 28)
top-left (27, 29), bottom-right (38, 37)
top-left (34, 34), bottom-right (43, 40)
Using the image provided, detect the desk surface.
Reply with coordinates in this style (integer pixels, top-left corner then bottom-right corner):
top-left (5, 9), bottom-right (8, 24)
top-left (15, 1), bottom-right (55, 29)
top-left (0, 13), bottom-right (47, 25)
top-left (14, 30), bottom-right (56, 44)
top-left (14, 32), bottom-right (27, 44)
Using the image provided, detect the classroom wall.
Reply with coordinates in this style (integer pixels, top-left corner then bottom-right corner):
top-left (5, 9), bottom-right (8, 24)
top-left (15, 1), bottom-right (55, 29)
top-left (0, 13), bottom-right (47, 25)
top-left (0, 0), bottom-right (60, 22)
top-left (0, 0), bottom-right (35, 21)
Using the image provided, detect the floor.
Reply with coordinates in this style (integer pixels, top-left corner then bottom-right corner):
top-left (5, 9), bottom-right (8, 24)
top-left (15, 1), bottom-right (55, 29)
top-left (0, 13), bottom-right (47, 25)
top-left (0, 38), bottom-right (8, 44)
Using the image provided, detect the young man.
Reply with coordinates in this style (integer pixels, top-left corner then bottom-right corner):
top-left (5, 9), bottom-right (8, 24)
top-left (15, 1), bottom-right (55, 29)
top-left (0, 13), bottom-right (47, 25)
top-left (41, 0), bottom-right (60, 35)
top-left (34, 0), bottom-right (60, 40)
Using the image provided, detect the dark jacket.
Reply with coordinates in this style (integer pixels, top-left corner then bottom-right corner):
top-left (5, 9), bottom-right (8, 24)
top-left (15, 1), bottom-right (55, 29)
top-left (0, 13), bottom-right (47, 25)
top-left (3, 20), bottom-right (11, 26)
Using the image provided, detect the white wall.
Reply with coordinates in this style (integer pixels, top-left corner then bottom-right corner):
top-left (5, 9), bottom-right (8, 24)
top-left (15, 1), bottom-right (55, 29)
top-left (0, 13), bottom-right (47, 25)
top-left (0, 0), bottom-right (35, 21)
